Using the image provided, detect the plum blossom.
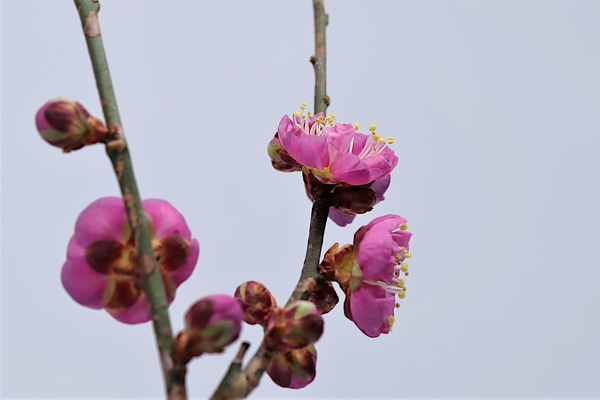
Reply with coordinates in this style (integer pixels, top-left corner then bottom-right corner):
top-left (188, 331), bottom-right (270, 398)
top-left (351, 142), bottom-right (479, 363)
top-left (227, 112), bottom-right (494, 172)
top-left (268, 104), bottom-right (398, 226)
top-left (61, 197), bottom-right (199, 324)
top-left (275, 106), bottom-right (398, 186)
top-left (320, 215), bottom-right (412, 337)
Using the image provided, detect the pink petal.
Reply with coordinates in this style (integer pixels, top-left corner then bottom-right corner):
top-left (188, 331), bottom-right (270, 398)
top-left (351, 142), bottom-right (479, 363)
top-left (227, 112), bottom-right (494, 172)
top-left (325, 123), bottom-right (355, 158)
top-left (368, 214), bottom-right (407, 231)
top-left (107, 297), bottom-right (152, 325)
top-left (350, 285), bottom-right (395, 338)
top-left (142, 199), bottom-right (191, 240)
top-left (170, 238), bottom-right (200, 287)
top-left (357, 230), bottom-right (397, 279)
top-left (75, 197), bottom-right (127, 248)
top-left (278, 116), bottom-right (329, 170)
top-left (372, 175), bottom-right (391, 204)
top-left (61, 237), bottom-right (110, 309)
top-left (328, 208), bottom-right (356, 227)
top-left (391, 230), bottom-right (412, 249)
top-left (329, 153), bottom-right (372, 185)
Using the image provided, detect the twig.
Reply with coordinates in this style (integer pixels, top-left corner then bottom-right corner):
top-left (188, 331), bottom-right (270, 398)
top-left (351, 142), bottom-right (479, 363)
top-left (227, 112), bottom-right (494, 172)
top-left (210, 342), bottom-right (251, 400)
top-left (73, 1), bottom-right (185, 398)
top-left (311, 0), bottom-right (329, 114)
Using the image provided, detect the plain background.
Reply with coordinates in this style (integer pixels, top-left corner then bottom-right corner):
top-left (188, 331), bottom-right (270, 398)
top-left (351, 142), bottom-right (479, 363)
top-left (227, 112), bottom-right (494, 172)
top-left (2, 0), bottom-right (600, 398)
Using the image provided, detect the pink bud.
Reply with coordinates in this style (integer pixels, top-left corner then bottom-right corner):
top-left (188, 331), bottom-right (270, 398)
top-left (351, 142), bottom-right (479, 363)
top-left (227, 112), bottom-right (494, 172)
top-left (267, 346), bottom-right (317, 389)
top-left (234, 281), bottom-right (277, 327)
top-left (264, 301), bottom-right (323, 352)
top-left (184, 295), bottom-right (243, 355)
top-left (35, 98), bottom-right (107, 152)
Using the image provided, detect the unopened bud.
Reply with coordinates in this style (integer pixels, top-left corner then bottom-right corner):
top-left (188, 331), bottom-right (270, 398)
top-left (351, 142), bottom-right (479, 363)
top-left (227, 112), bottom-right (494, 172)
top-left (309, 281), bottom-right (339, 315)
top-left (265, 301), bottom-right (323, 352)
top-left (181, 295), bottom-right (242, 356)
top-left (234, 281), bottom-right (277, 326)
top-left (267, 345), bottom-right (317, 389)
top-left (35, 98), bottom-right (107, 152)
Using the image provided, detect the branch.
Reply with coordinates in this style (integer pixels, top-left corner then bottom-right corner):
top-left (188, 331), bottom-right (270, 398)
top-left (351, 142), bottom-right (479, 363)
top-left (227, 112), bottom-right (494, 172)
top-left (210, 342), bottom-right (251, 400)
top-left (311, 0), bottom-right (329, 114)
top-left (73, 1), bottom-right (185, 398)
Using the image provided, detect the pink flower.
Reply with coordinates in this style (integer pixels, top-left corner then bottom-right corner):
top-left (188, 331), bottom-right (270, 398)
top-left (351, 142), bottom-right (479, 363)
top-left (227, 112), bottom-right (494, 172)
top-left (35, 98), bottom-right (107, 152)
top-left (267, 345), bottom-right (317, 389)
top-left (61, 197), bottom-right (200, 324)
top-left (276, 109), bottom-right (398, 186)
top-left (321, 215), bottom-right (412, 337)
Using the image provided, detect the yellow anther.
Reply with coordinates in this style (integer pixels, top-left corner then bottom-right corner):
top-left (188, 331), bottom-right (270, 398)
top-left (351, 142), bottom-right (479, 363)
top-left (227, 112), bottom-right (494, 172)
top-left (388, 137), bottom-right (394, 144)
top-left (354, 123), bottom-right (359, 131)
top-left (405, 253), bottom-right (412, 258)
top-left (373, 133), bottom-right (380, 141)
top-left (400, 223), bottom-right (408, 231)
top-left (395, 303), bottom-right (400, 308)
top-left (325, 116), bottom-right (334, 123)
top-left (293, 111), bottom-right (301, 117)
top-left (395, 253), bottom-right (403, 260)
top-left (400, 263), bottom-right (408, 272)
top-left (398, 291), bottom-right (406, 299)
top-left (300, 103), bottom-right (307, 110)
top-left (331, 113), bottom-right (336, 119)
top-left (369, 124), bottom-right (377, 132)
top-left (378, 137), bottom-right (385, 143)
top-left (398, 279), bottom-right (405, 287)
top-left (405, 271), bottom-right (410, 276)
top-left (388, 315), bottom-right (395, 327)
top-left (308, 111), bottom-right (313, 117)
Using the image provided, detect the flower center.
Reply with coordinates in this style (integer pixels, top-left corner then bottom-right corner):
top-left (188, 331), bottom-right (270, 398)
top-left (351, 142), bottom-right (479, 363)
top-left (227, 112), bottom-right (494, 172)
top-left (293, 103), bottom-right (336, 137)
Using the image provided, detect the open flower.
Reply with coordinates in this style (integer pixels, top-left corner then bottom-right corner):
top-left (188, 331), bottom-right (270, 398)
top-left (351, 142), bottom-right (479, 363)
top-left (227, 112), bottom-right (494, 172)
top-left (61, 197), bottom-right (199, 324)
top-left (268, 104), bottom-right (398, 226)
top-left (276, 106), bottom-right (397, 186)
top-left (320, 215), bottom-right (412, 337)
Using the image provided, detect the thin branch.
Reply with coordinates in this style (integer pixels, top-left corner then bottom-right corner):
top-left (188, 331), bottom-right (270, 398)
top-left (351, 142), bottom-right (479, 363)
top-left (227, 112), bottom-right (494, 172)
top-left (311, 0), bottom-right (329, 114)
top-left (73, 1), bottom-right (185, 399)
top-left (210, 342), bottom-right (251, 400)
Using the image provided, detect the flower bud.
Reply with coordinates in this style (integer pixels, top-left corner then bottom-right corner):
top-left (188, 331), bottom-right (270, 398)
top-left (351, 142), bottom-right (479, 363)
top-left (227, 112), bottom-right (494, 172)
top-left (309, 281), bottom-right (339, 315)
top-left (181, 295), bottom-right (242, 356)
top-left (234, 281), bottom-right (277, 326)
top-left (264, 301), bottom-right (323, 352)
top-left (267, 346), bottom-right (317, 389)
top-left (35, 98), bottom-right (107, 152)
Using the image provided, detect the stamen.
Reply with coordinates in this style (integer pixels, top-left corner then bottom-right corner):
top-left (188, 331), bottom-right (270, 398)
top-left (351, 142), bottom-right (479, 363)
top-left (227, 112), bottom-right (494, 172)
top-left (354, 123), bottom-right (359, 131)
top-left (398, 291), bottom-right (406, 299)
top-left (293, 111), bottom-right (301, 117)
top-left (400, 263), bottom-right (409, 272)
top-left (300, 103), bottom-right (307, 110)
top-left (400, 224), bottom-right (408, 231)
top-left (405, 253), bottom-right (412, 259)
top-left (388, 136), bottom-right (394, 144)
top-left (369, 124), bottom-right (377, 132)
top-left (395, 303), bottom-right (400, 308)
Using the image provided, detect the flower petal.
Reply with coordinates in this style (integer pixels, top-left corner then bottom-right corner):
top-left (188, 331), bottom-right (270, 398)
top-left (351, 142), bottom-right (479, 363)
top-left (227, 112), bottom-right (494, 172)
top-left (75, 197), bottom-right (127, 248)
top-left (142, 199), bottom-right (191, 240)
top-left (61, 237), bottom-right (109, 309)
top-left (278, 115), bottom-right (329, 170)
top-left (170, 238), bottom-right (200, 287)
top-left (329, 153), bottom-right (372, 185)
top-left (107, 297), bottom-right (152, 325)
top-left (328, 208), bottom-right (356, 227)
top-left (350, 285), bottom-right (394, 338)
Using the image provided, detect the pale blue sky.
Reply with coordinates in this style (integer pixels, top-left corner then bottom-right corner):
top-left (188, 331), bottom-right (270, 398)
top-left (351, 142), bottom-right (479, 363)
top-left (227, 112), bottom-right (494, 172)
top-left (2, 1), bottom-right (600, 398)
